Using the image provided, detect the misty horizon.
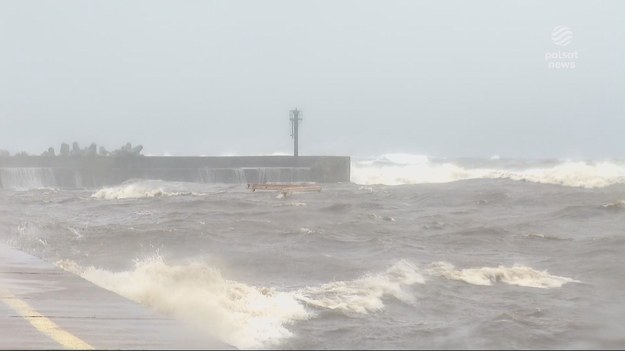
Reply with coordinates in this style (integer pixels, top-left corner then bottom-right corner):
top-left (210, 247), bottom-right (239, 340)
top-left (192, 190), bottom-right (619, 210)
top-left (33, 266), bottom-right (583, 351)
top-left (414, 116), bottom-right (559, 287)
top-left (1, 0), bottom-right (623, 159)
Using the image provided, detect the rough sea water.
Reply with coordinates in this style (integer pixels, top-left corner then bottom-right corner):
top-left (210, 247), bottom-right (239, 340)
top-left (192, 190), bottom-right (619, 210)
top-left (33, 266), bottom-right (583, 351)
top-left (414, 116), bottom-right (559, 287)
top-left (1, 153), bottom-right (625, 349)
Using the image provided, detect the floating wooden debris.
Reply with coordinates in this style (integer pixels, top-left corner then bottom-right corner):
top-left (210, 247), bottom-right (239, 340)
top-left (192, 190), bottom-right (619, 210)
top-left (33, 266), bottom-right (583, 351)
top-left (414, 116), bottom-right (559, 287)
top-left (247, 183), bottom-right (322, 198)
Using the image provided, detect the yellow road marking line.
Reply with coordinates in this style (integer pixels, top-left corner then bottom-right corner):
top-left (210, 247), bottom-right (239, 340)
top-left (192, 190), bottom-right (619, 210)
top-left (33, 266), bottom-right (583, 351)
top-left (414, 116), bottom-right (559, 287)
top-left (0, 288), bottom-right (94, 350)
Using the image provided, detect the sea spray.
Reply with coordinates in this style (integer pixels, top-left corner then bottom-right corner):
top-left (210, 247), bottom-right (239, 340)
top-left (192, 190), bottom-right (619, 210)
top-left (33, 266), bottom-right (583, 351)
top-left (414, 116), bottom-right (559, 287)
top-left (56, 258), bottom-right (424, 348)
top-left (57, 256), bottom-right (309, 349)
top-left (351, 154), bottom-right (625, 188)
top-left (0, 167), bottom-right (57, 190)
top-left (55, 257), bottom-right (580, 348)
top-left (91, 180), bottom-right (201, 199)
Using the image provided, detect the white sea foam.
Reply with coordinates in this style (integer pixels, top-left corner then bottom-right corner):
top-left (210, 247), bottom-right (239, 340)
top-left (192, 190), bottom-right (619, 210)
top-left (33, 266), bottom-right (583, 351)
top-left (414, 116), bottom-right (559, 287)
top-left (295, 260), bottom-right (424, 314)
top-left (601, 200), bottom-right (625, 209)
top-left (486, 161), bottom-right (625, 188)
top-left (56, 257), bottom-right (310, 349)
top-left (91, 181), bottom-right (198, 199)
top-left (351, 155), bottom-right (471, 185)
top-left (55, 258), bottom-right (424, 349)
top-left (351, 154), bottom-right (625, 188)
top-left (378, 153), bottom-right (431, 165)
top-left (92, 185), bottom-right (177, 199)
top-left (54, 257), bottom-right (577, 348)
top-left (426, 261), bottom-right (580, 289)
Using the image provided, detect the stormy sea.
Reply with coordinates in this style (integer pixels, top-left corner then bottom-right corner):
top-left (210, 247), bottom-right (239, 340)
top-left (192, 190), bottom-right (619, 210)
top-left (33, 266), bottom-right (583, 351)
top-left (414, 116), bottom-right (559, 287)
top-left (1, 154), bottom-right (624, 349)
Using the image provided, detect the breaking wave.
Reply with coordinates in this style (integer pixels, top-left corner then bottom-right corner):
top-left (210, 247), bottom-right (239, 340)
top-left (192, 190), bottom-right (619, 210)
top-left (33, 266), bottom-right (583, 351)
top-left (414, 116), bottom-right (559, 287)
top-left (351, 153), bottom-right (625, 188)
top-left (426, 261), bottom-right (580, 289)
top-left (54, 256), bottom-right (579, 348)
top-left (55, 258), bottom-right (423, 349)
top-left (295, 260), bottom-right (424, 314)
top-left (57, 256), bottom-right (308, 349)
top-left (91, 181), bottom-right (197, 199)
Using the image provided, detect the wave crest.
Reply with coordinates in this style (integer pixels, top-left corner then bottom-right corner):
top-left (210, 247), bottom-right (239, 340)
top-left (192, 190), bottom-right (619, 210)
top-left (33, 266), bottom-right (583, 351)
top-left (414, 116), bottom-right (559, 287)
top-left (55, 258), bottom-right (422, 349)
top-left (56, 257), bottom-right (309, 349)
top-left (91, 181), bottom-right (197, 199)
top-left (427, 261), bottom-right (580, 288)
top-left (351, 154), bottom-right (625, 188)
top-left (54, 257), bottom-right (577, 348)
top-left (295, 260), bottom-right (424, 314)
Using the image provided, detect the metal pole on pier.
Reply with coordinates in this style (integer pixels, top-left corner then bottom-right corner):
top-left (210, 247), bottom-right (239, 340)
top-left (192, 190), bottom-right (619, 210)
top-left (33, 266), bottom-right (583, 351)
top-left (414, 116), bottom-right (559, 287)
top-left (290, 108), bottom-right (302, 157)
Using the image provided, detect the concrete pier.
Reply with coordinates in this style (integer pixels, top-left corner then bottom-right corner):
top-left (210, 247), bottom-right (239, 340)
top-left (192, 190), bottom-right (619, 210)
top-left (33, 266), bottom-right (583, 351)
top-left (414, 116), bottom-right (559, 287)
top-left (0, 243), bottom-right (231, 350)
top-left (0, 155), bottom-right (351, 188)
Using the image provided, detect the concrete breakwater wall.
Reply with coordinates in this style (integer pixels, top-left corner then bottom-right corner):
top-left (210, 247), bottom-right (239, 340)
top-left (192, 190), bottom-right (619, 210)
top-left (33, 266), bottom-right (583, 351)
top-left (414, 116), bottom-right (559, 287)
top-left (0, 156), bottom-right (351, 188)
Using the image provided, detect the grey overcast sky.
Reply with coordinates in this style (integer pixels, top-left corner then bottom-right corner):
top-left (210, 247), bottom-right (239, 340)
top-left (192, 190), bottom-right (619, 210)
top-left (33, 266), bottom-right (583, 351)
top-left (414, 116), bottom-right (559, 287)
top-left (1, 0), bottom-right (624, 158)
